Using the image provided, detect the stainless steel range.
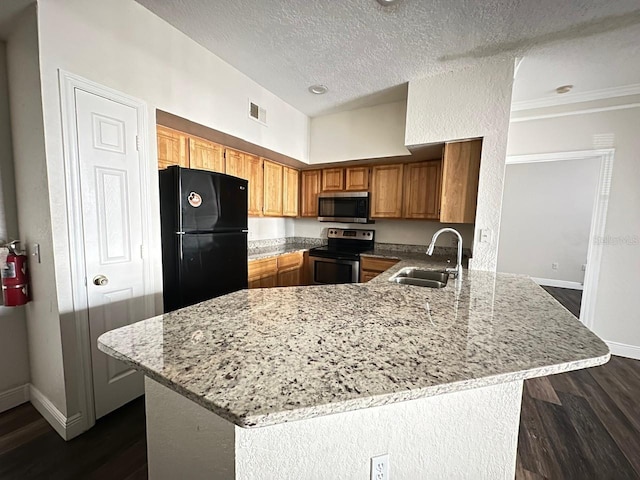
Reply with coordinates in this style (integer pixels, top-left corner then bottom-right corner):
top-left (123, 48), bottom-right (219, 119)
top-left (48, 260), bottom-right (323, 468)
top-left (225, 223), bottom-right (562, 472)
top-left (308, 228), bottom-right (375, 284)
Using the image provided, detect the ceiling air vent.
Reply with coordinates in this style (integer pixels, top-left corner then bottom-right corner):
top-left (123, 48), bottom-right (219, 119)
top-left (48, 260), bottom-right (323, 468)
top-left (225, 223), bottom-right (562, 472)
top-left (248, 100), bottom-right (267, 126)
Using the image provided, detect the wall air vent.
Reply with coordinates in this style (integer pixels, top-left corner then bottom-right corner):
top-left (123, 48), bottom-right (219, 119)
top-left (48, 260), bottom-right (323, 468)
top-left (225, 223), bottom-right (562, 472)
top-left (248, 100), bottom-right (267, 126)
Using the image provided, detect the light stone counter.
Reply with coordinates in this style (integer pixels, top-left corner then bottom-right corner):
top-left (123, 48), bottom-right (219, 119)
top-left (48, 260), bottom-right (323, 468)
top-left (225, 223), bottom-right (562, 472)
top-left (98, 255), bottom-right (609, 429)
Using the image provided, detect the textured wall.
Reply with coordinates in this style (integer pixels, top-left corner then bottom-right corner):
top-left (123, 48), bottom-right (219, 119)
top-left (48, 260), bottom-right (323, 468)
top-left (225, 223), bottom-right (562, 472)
top-left (406, 56), bottom-right (515, 272)
top-left (507, 103), bottom-right (640, 355)
top-left (6, 6), bottom-right (67, 414)
top-left (145, 377), bottom-right (522, 479)
top-left (309, 100), bottom-right (411, 163)
top-left (0, 41), bottom-right (30, 408)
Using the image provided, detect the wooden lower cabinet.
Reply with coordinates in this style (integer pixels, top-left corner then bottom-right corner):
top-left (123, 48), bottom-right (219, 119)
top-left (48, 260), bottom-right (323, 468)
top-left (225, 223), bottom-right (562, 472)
top-left (360, 256), bottom-right (400, 283)
top-left (248, 252), bottom-right (305, 288)
top-left (247, 257), bottom-right (278, 288)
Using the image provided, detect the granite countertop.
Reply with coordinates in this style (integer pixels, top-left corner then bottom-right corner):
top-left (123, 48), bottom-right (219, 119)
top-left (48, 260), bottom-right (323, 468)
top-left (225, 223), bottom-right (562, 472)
top-left (248, 243), bottom-right (313, 261)
top-left (98, 254), bottom-right (609, 429)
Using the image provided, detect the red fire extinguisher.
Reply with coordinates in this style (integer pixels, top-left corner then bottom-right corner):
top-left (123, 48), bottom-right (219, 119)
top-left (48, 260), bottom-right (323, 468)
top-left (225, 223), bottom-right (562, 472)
top-left (2, 240), bottom-right (30, 306)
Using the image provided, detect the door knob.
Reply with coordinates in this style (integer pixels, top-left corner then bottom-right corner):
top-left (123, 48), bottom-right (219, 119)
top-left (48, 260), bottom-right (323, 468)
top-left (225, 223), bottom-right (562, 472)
top-left (93, 275), bottom-right (109, 286)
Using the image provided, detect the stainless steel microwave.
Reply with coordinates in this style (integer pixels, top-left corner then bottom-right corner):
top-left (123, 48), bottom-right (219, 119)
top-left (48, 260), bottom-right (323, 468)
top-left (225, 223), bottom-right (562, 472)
top-left (318, 192), bottom-right (370, 224)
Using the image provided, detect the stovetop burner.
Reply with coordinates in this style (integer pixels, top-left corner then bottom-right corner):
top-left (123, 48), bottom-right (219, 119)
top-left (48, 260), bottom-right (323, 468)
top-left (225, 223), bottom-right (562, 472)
top-left (308, 228), bottom-right (375, 260)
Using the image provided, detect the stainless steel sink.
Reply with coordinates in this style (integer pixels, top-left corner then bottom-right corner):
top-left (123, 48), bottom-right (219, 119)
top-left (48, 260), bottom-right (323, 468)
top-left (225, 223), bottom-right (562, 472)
top-left (388, 267), bottom-right (449, 288)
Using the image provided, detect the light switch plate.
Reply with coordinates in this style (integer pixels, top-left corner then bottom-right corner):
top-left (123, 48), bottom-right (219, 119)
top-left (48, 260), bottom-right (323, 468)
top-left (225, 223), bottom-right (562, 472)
top-left (479, 229), bottom-right (492, 244)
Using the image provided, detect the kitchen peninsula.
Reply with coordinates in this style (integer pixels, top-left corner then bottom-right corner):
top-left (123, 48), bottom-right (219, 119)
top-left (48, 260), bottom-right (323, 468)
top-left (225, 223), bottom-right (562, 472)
top-left (98, 255), bottom-right (609, 479)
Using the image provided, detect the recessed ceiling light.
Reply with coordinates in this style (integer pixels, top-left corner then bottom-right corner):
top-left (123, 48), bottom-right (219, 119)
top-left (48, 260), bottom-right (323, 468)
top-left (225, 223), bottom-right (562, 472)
top-left (308, 85), bottom-right (328, 95)
top-left (556, 85), bottom-right (574, 94)
top-left (376, 0), bottom-right (401, 5)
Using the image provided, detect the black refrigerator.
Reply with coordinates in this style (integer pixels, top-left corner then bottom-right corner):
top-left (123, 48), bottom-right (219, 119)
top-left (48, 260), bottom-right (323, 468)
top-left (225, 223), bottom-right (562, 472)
top-left (159, 166), bottom-right (248, 312)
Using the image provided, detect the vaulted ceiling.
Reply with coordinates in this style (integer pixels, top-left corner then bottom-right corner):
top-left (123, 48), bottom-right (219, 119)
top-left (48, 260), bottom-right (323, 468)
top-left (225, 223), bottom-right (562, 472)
top-left (136, 0), bottom-right (640, 116)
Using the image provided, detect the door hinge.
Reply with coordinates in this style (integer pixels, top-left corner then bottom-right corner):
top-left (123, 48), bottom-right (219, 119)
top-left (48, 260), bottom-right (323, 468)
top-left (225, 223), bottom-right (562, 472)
top-left (135, 135), bottom-right (141, 151)
top-left (140, 244), bottom-right (146, 259)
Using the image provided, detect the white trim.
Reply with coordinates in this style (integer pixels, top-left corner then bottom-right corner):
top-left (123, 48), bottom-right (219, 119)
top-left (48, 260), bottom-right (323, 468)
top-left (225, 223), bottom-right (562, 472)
top-left (531, 277), bottom-right (583, 290)
top-left (510, 102), bottom-right (640, 123)
top-left (58, 70), bottom-right (155, 433)
top-left (0, 384), bottom-right (29, 413)
top-left (505, 149), bottom-right (614, 331)
top-left (29, 385), bottom-right (85, 440)
top-left (606, 341), bottom-right (640, 361)
top-left (511, 83), bottom-right (640, 111)
top-left (506, 149), bottom-right (614, 165)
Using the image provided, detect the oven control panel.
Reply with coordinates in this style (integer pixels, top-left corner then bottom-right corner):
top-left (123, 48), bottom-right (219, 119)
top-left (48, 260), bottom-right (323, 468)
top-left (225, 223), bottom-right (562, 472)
top-left (327, 228), bottom-right (374, 241)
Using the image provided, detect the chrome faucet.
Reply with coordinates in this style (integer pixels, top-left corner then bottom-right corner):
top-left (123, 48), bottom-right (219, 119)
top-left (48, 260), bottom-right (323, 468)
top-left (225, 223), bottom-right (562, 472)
top-left (426, 228), bottom-right (463, 279)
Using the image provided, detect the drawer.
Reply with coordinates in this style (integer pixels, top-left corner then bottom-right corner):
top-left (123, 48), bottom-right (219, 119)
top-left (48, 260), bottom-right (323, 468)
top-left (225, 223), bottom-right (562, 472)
top-left (277, 251), bottom-right (304, 271)
top-left (248, 257), bottom-right (278, 281)
top-left (360, 256), bottom-right (400, 273)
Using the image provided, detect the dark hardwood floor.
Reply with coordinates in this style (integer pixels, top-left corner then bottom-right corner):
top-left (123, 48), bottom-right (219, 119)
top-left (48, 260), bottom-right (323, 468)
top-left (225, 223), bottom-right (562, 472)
top-left (0, 286), bottom-right (637, 480)
top-left (542, 285), bottom-right (582, 318)
top-left (0, 397), bottom-right (147, 479)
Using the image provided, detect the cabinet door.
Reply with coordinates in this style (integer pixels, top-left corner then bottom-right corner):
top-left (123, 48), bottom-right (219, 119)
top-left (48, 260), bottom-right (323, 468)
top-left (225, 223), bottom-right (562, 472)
top-left (403, 161), bottom-right (442, 220)
top-left (263, 160), bottom-right (283, 216)
top-left (225, 148), bottom-right (247, 179)
top-left (300, 170), bottom-right (322, 217)
top-left (189, 137), bottom-right (225, 173)
top-left (156, 126), bottom-right (188, 169)
top-left (246, 155), bottom-right (264, 217)
top-left (345, 167), bottom-right (369, 191)
top-left (440, 139), bottom-right (482, 224)
top-left (360, 271), bottom-right (379, 283)
top-left (322, 168), bottom-right (344, 191)
top-left (248, 257), bottom-right (278, 288)
top-left (370, 164), bottom-right (404, 218)
top-left (283, 167), bottom-right (299, 217)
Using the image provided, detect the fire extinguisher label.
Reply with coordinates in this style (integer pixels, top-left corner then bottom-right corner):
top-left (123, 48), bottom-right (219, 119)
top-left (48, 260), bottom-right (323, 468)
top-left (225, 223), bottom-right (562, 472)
top-left (1, 263), bottom-right (16, 279)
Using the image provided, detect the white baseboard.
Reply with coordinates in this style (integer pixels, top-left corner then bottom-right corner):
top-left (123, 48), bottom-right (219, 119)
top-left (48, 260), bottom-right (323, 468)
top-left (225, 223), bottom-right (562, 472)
top-left (0, 384), bottom-right (29, 413)
top-left (29, 385), bottom-right (85, 440)
top-left (606, 341), bottom-right (640, 361)
top-left (531, 277), bottom-right (584, 290)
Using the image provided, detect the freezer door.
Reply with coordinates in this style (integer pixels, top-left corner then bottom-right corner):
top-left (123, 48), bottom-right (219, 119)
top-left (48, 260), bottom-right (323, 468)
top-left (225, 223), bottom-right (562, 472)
top-left (180, 169), bottom-right (248, 232)
top-left (164, 232), bottom-right (248, 312)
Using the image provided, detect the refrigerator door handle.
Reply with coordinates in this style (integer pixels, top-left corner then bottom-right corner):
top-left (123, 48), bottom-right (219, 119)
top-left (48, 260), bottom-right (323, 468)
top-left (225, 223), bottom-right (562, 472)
top-left (176, 231), bottom-right (186, 235)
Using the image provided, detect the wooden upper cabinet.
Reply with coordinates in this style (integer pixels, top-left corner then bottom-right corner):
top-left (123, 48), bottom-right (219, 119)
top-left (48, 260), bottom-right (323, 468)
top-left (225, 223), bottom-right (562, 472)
top-left (440, 139), bottom-right (482, 224)
top-left (263, 159), bottom-right (283, 216)
top-left (300, 170), bottom-right (322, 217)
top-left (224, 148), bottom-right (247, 179)
top-left (246, 155), bottom-right (264, 217)
top-left (225, 148), bottom-right (263, 216)
top-left (370, 164), bottom-right (404, 218)
top-left (189, 137), bottom-right (225, 173)
top-left (283, 167), bottom-right (299, 217)
top-left (157, 126), bottom-right (188, 169)
top-left (345, 166), bottom-right (369, 191)
top-left (322, 168), bottom-right (344, 191)
top-left (403, 160), bottom-right (442, 220)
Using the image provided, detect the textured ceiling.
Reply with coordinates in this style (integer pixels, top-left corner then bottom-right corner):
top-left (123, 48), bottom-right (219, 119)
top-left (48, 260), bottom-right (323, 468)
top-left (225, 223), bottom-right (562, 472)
top-left (136, 0), bottom-right (640, 116)
top-left (512, 24), bottom-right (640, 105)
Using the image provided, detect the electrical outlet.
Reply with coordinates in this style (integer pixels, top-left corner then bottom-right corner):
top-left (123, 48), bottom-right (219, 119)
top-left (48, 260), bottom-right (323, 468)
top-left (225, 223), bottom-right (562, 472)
top-left (479, 228), bottom-right (492, 244)
top-left (371, 454), bottom-right (389, 480)
top-left (552, 262), bottom-right (559, 270)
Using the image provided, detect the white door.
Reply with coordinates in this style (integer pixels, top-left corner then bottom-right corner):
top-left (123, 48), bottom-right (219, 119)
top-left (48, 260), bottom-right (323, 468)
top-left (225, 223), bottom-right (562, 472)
top-left (75, 88), bottom-right (147, 419)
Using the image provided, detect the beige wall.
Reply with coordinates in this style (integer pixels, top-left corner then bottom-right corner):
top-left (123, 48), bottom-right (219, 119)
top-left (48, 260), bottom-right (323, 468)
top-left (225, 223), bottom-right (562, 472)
top-left (0, 40), bottom-right (30, 407)
top-left (7, 0), bottom-right (310, 429)
top-left (309, 100), bottom-right (410, 164)
top-left (507, 100), bottom-right (640, 354)
top-left (405, 56), bottom-right (515, 272)
top-left (498, 158), bottom-right (600, 283)
top-left (6, 6), bottom-right (67, 414)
